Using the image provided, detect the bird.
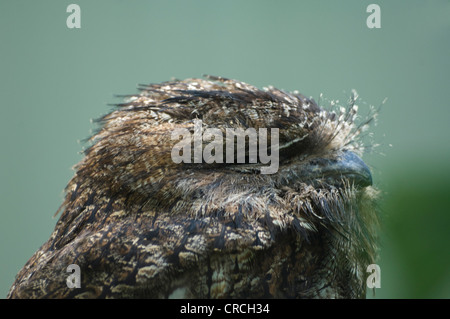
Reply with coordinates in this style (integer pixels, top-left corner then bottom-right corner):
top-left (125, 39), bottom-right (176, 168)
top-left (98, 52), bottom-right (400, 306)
top-left (7, 75), bottom-right (379, 299)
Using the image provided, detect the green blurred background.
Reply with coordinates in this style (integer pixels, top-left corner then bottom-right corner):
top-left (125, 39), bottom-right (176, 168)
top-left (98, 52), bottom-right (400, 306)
top-left (1, 0), bottom-right (449, 298)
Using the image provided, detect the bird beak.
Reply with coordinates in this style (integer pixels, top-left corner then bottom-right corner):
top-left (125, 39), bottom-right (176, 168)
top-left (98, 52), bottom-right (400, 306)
top-left (300, 150), bottom-right (373, 187)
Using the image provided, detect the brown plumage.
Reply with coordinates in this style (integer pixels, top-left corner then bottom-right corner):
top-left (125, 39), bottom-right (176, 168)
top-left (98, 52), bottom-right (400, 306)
top-left (8, 75), bottom-right (379, 299)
